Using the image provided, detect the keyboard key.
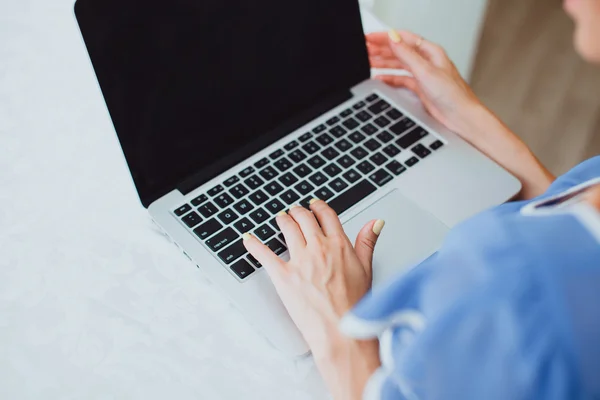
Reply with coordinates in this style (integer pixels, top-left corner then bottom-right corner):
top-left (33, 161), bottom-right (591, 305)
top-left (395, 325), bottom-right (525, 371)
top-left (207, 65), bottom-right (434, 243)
top-left (326, 116), bottom-right (340, 126)
top-left (340, 108), bottom-right (353, 117)
top-left (343, 169), bottom-right (361, 184)
top-left (269, 149), bottom-right (285, 160)
top-left (355, 110), bottom-right (372, 122)
top-left (265, 199), bottom-right (285, 214)
top-left (369, 169), bottom-right (394, 187)
top-left (254, 157), bottom-right (269, 168)
top-left (249, 208), bottom-right (269, 224)
top-left (361, 123), bottom-right (378, 136)
top-left (383, 144), bottom-right (401, 157)
top-left (405, 157), bottom-right (420, 167)
top-left (412, 143), bottom-right (432, 159)
top-left (396, 128), bottom-right (429, 149)
top-left (337, 155), bottom-right (356, 168)
top-left (249, 189), bottom-right (268, 205)
top-left (369, 152), bottom-right (388, 166)
top-left (269, 217), bottom-right (279, 230)
top-left (294, 181), bottom-right (315, 196)
top-left (206, 227), bottom-right (238, 252)
top-left (274, 157), bottom-right (293, 172)
top-left (335, 139), bottom-right (353, 152)
top-left (364, 139), bottom-right (382, 151)
top-left (313, 124), bottom-right (326, 134)
top-left (265, 181), bottom-right (284, 196)
top-left (357, 160), bottom-right (376, 174)
top-left (279, 172), bottom-right (298, 187)
top-left (328, 180), bottom-right (377, 215)
top-left (386, 160), bottom-right (407, 176)
top-left (280, 189), bottom-right (300, 205)
top-left (367, 100), bottom-right (391, 115)
top-left (390, 118), bottom-right (418, 136)
top-left (317, 133), bottom-right (334, 146)
top-left (349, 131), bottom-right (366, 144)
top-left (307, 155), bottom-right (326, 169)
top-left (374, 116), bottom-right (391, 128)
top-left (278, 232), bottom-right (286, 244)
top-left (329, 178), bottom-right (349, 193)
top-left (198, 202), bottom-right (219, 218)
top-left (266, 238), bottom-right (287, 256)
top-left (230, 259), bottom-right (255, 279)
top-left (300, 196), bottom-right (313, 209)
top-left (366, 93), bottom-right (379, 102)
top-left (315, 186), bottom-right (335, 201)
top-left (229, 184), bottom-right (250, 199)
top-left (218, 239), bottom-right (247, 265)
top-left (323, 163), bottom-right (343, 177)
top-left (194, 218), bottom-right (223, 240)
top-left (302, 141), bottom-right (321, 155)
top-left (288, 149), bottom-right (307, 163)
top-left (299, 132), bottom-right (313, 142)
top-left (191, 195), bottom-right (208, 207)
top-left (293, 163), bottom-right (312, 178)
top-left (321, 147), bottom-right (340, 161)
top-left (259, 166), bottom-right (279, 181)
top-left (217, 208), bottom-right (239, 224)
top-left (284, 141), bottom-right (299, 151)
top-left (386, 109), bottom-right (403, 120)
top-left (255, 224), bottom-right (276, 241)
top-left (233, 217), bottom-right (255, 233)
top-left (330, 125), bottom-right (347, 138)
top-left (350, 146), bottom-right (369, 160)
top-left (376, 131), bottom-right (394, 143)
top-left (174, 204), bottom-right (192, 216)
top-left (247, 254), bottom-right (262, 269)
top-left (353, 101), bottom-right (366, 110)
top-left (207, 185), bottom-right (224, 197)
top-left (343, 117), bottom-right (359, 130)
top-left (309, 171), bottom-right (329, 186)
top-left (224, 176), bottom-right (239, 187)
top-left (239, 166), bottom-right (255, 178)
top-left (431, 140), bottom-right (444, 150)
top-left (215, 193), bottom-right (234, 208)
top-left (181, 211), bottom-right (203, 228)
top-left (233, 199), bottom-right (254, 215)
top-left (244, 175), bottom-right (264, 190)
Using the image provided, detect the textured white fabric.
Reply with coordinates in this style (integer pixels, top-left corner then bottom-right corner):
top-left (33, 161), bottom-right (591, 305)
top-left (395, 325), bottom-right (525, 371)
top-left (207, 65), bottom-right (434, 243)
top-left (0, 2), bottom-right (385, 399)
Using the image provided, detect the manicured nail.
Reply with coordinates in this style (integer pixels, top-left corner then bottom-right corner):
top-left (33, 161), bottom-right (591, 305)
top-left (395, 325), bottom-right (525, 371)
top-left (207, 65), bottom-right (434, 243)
top-left (242, 232), bottom-right (253, 241)
top-left (388, 30), bottom-right (402, 43)
top-left (276, 210), bottom-right (287, 217)
top-left (373, 220), bottom-right (386, 236)
top-left (289, 204), bottom-right (302, 210)
top-left (309, 198), bottom-right (320, 205)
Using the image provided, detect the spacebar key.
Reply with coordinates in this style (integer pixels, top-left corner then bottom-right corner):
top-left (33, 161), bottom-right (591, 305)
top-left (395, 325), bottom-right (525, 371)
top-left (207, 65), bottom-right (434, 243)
top-left (328, 180), bottom-right (377, 216)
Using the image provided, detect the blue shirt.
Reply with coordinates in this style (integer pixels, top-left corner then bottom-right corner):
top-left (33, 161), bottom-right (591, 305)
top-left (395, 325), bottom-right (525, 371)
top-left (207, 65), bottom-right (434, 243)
top-left (341, 156), bottom-right (600, 400)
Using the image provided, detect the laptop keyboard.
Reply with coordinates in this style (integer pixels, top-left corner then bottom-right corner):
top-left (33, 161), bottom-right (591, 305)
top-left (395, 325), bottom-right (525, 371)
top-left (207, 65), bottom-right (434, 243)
top-left (172, 93), bottom-right (445, 281)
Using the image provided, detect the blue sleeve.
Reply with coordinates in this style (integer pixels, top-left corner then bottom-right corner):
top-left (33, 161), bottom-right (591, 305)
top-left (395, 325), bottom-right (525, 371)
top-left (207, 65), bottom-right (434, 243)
top-left (545, 156), bottom-right (600, 195)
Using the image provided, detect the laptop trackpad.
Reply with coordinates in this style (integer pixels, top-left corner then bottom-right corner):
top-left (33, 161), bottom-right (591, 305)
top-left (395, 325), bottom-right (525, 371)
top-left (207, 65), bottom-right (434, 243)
top-left (342, 189), bottom-right (450, 287)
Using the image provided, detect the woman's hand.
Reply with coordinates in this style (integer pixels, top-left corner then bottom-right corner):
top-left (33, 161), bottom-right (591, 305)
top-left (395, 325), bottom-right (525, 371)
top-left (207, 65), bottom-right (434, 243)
top-left (243, 200), bottom-right (383, 399)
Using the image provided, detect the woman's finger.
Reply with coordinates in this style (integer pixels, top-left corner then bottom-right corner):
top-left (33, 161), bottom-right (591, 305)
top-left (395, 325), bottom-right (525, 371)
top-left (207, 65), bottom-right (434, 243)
top-left (365, 31), bottom-right (392, 45)
top-left (369, 57), bottom-right (405, 70)
top-left (309, 199), bottom-right (345, 237)
top-left (275, 208), bottom-right (306, 255)
top-left (354, 219), bottom-right (385, 279)
top-left (242, 233), bottom-right (286, 276)
top-left (387, 38), bottom-right (433, 80)
top-left (374, 75), bottom-right (421, 93)
top-left (392, 30), bottom-right (449, 67)
top-left (287, 202), bottom-right (324, 243)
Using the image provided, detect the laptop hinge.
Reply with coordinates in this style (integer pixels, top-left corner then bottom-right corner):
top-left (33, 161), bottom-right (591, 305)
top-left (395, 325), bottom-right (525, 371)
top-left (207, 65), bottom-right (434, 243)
top-left (176, 88), bottom-right (353, 196)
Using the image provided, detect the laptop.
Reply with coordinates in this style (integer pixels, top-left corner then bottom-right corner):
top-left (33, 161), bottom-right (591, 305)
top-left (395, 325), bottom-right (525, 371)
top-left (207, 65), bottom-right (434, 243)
top-left (74, 0), bottom-right (521, 356)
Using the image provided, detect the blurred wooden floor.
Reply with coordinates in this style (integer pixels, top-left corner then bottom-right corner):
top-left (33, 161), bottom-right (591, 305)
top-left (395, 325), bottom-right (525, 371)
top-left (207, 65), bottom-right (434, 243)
top-left (470, 0), bottom-right (600, 175)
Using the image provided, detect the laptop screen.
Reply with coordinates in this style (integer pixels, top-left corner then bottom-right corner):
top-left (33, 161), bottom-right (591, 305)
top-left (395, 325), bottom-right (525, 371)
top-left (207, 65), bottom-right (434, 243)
top-left (75, 0), bottom-right (370, 207)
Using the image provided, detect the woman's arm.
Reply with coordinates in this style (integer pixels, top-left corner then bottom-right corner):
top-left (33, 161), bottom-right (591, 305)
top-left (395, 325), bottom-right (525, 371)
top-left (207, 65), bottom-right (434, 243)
top-left (368, 31), bottom-right (555, 199)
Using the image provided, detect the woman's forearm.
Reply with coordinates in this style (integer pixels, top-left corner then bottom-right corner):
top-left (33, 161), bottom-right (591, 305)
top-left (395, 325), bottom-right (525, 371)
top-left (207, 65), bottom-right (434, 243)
top-left (460, 105), bottom-right (555, 200)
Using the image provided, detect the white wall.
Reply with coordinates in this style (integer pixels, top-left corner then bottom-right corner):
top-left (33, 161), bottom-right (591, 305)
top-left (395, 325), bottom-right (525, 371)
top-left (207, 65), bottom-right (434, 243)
top-left (362, 0), bottom-right (489, 80)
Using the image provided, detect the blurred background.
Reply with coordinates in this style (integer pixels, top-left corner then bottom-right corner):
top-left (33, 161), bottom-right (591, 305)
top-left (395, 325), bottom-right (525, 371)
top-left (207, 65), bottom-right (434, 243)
top-left (367, 0), bottom-right (600, 175)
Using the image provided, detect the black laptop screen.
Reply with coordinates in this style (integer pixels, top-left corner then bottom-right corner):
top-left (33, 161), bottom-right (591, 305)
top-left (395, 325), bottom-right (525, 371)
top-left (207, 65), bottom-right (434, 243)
top-left (75, 0), bottom-right (370, 207)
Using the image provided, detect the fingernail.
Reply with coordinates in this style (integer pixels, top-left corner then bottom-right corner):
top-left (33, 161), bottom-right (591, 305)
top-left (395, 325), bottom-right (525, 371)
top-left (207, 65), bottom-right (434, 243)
top-left (388, 30), bottom-right (402, 43)
top-left (309, 198), bottom-right (320, 205)
top-left (373, 220), bottom-right (386, 236)
top-left (289, 204), bottom-right (302, 210)
top-left (276, 210), bottom-right (287, 217)
top-left (242, 232), bottom-right (253, 241)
